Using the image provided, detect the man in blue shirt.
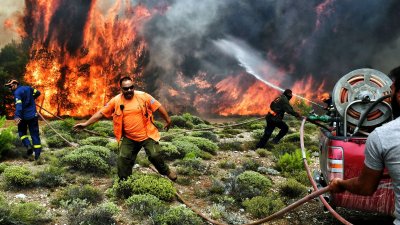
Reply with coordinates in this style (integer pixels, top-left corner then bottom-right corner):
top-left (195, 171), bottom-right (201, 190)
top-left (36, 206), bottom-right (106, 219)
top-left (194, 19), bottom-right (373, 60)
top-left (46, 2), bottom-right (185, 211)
top-left (5, 79), bottom-right (42, 160)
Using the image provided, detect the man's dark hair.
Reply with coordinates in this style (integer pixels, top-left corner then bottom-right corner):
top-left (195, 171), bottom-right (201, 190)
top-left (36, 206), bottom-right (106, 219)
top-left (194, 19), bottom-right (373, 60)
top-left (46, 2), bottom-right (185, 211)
top-left (119, 76), bottom-right (133, 86)
top-left (389, 66), bottom-right (400, 119)
top-left (389, 66), bottom-right (400, 93)
top-left (283, 89), bottom-right (292, 95)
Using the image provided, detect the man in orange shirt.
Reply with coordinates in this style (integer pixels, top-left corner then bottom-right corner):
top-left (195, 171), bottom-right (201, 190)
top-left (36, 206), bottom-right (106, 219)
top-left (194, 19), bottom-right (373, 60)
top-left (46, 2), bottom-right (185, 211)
top-left (73, 76), bottom-right (176, 181)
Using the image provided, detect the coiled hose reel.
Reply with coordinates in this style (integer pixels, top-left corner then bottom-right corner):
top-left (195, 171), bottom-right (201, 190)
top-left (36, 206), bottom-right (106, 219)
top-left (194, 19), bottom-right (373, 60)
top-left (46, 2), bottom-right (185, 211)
top-left (332, 68), bottom-right (392, 135)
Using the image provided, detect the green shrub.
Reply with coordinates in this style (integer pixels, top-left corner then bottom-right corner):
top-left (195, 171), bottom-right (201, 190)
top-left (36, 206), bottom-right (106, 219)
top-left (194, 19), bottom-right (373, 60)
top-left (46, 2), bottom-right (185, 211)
top-left (154, 205), bottom-right (203, 225)
top-left (3, 166), bottom-right (35, 188)
top-left (209, 179), bottom-right (225, 194)
top-left (173, 136), bottom-right (218, 155)
top-left (255, 149), bottom-right (271, 157)
top-left (242, 159), bottom-right (263, 171)
top-left (61, 145), bottom-right (112, 174)
top-left (9, 202), bottom-right (51, 224)
top-left (46, 133), bottom-right (74, 148)
top-left (153, 120), bottom-right (164, 130)
top-left (36, 165), bottom-right (65, 188)
top-left (87, 120), bottom-right (114, 136)
top-left (61, 199), bottom-right (118, 225)
top-left (78, 136), bottom-right (110, 146)
top-left (276, 149), bottom-right (308, 173)
top-left (279, 178), bottom-right (307, 198)
top-left (110, 173), bottom-right (176, 201)
top-left (126, 194), bottom-right (167, 217)
top-left (170, 115), bottom-right (194, 129)
top-left (0, 116), bottom-right (17, 158)
top-left (221, 128), bottom-right (241, 135)
top-left (191, 131), bottom-right (219, 142)
top-left (42, 120), bottom-right (73, 137)
top-left (0, 162), bottom-right (10, 173)
top-left (172, 140), bottom-right (201, 156)
top-left (250, 129), bottom-right (265, 140)
top-left (175, 158), bottom-right (208, 176)
top-left (218, 141), bottom-right (244, 151)
top-left (159, 141), bottom-right (182, 160)
top-left (291, 170), bottom-right (311, 186)
top-left (105, 141), bottom-right (118, 152)
top-left (272, 141), bottom-right (298, 156)
top-left (53, 184), bottom-right (103, 205)
top-left (218, 160), bottom-right (236, 169)
top-left (233, 171), bottom-right (272, 200)
top-left (242, 194), bottom-right (285, 218)
top-left (282, 132), bottom-right (311, 144)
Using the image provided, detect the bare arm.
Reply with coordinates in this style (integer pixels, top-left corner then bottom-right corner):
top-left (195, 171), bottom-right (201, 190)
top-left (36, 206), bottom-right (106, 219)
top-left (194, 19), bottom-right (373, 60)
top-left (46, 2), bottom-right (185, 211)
top-left (73, 110), bottom-right (104, 130)
top-left (156, 105), bottom-right (171, 131)
top-left (329, 164), bottom-right (383, 195)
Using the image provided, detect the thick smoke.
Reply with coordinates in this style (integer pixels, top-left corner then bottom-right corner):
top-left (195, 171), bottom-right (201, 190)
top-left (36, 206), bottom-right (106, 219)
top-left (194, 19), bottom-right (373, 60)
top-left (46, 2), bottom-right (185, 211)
top-left (140, 0), bottom-right (400, 102)
top-left (0, 0), bottom-right (24, 47)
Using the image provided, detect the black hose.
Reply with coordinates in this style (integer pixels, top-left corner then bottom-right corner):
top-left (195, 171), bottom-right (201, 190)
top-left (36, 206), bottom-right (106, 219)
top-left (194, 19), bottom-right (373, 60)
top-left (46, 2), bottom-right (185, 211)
top-left (353, 94), bottom-right (391, 135)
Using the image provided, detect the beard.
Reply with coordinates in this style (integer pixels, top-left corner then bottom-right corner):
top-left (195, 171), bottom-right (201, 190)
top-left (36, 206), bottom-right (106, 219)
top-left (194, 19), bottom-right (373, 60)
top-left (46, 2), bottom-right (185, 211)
top-left (123, 91), bottom-right (134, 99)
top-left (391, 97), bottom-right (400, 119)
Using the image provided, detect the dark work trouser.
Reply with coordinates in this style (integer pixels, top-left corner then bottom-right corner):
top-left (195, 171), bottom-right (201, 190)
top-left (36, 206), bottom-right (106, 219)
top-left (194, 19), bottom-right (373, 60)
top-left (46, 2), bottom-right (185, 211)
top-left (118, 137), bottom-right (170, 180)
top-left (256, 118), bottom-right (289, 148)
top-left (18, 116), bottom-right (42, 159)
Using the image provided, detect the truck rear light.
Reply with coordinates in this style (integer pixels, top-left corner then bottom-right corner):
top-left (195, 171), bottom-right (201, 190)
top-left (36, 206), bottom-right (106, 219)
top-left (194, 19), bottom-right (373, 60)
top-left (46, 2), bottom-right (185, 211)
top-left (328, 147), bottom-right (344, 180)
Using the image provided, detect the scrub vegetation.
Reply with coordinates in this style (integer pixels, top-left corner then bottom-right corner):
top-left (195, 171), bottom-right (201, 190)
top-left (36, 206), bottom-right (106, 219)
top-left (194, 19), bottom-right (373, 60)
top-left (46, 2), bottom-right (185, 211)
top-left (0, 113), bottom-right (341, 225)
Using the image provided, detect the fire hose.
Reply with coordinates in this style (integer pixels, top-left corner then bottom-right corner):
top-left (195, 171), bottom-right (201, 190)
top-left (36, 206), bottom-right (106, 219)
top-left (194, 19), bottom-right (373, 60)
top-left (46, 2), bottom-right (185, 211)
top-left (300, 118), bottom-right (352, 225)
top-left (37, 108), bottom-right (342, 225)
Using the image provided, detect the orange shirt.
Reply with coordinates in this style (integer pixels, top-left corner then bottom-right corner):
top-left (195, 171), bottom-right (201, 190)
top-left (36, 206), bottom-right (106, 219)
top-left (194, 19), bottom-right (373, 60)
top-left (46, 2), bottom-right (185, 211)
top-left (101, 91), bottom-right (161, 142)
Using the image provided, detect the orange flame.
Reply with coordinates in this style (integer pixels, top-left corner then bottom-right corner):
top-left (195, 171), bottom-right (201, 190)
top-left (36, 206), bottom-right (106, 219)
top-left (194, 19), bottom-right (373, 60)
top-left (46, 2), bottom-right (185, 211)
top-left (23, 0), bottom-right (151, 117)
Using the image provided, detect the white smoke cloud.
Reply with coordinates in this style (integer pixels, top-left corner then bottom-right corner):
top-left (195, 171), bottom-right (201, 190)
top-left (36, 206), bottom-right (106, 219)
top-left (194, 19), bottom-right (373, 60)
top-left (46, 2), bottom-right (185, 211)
top-left (0, 0), bottom-right (24, 48)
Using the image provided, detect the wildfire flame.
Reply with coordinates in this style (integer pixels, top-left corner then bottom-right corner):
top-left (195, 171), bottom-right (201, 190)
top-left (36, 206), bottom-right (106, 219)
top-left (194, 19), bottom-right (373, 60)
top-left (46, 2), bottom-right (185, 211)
top-left (22, 0), bottom-right (151, 117)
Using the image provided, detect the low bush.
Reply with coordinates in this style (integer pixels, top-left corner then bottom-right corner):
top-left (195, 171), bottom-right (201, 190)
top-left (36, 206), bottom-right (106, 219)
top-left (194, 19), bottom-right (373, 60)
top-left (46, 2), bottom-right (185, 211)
top-left (250, 129), bottom-right (265, 141)
top-left (78, 136), bottom-right (110, 146)
top-left (87, 120), bottom-right (114, 136)
top-left (110, 173), bottom-right (176, 201)
top-left (272, 142), bottom-right (298, 157)
top-left (9, 202), bottom-right (51, 224)
top-left (171, 140), bottom-right (201, 156)
top-left (62, 199), bottom-right (118, 225)
top-left (241, 159), bottom-right (263, 171)
top-left (191, 131), bottom-right (219, 142)
top-left (218, 160), bottom-right (236, 169)
top-left (159, 141), bottom-right (182, 160)
top-left (125, 194), bottom-right (167, 218)
top-left (255, 149), bottom-right (271, 157)
top-left (105, 141), bottom-right (118, 152)
top-left (208, 179), bottom-right (225, 194)
top-left (182, 112), bottom-right (205, 125)
top-left (242, 194), bottom-right (285, 218)
top-left (46, 133), bottom-right (74, 148)
top-left (0, 116), bottom-right (17, 158)
top-left (53, 184), bottom-right (103, 206)
top-left (3, 165), bottom-right (35, 188)
top-left (233, 171), bottom-right (272, 200)
top-left (279, 178), bottom-right (307, 198)
top-left (0, 162), bottom-right (10, 173)
top-left (153, 120), bottom-right (164, 130)
top-left (276, 149), bottom-right (308, 173)
top-left (291, 170), bottom-right (310, 186)
top-left (154, 205), bottom-right (203, 225)
top-left (218, 141), bottom-right (244, 151)
top-left (36, 165), bottom-right (65, 188)
top-left (170, 115), bottom-right (194, 129)
top-left (173, 136), bottom-right (218, 155)
top-left (175, 157), bottom-right (208, 176)
top-left (61, 145), bottom-right (112, 174)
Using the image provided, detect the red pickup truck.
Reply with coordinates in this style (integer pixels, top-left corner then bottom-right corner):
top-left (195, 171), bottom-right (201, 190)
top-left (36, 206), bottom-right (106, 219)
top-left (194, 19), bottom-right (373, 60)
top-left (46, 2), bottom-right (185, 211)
top-left (313, 68), bottom-right (394, 215)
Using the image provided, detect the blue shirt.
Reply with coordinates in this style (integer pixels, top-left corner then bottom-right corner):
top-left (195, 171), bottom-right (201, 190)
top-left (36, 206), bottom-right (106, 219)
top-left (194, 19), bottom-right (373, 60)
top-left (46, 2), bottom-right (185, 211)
top-left (13, 85), bottom-right (41, 120)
